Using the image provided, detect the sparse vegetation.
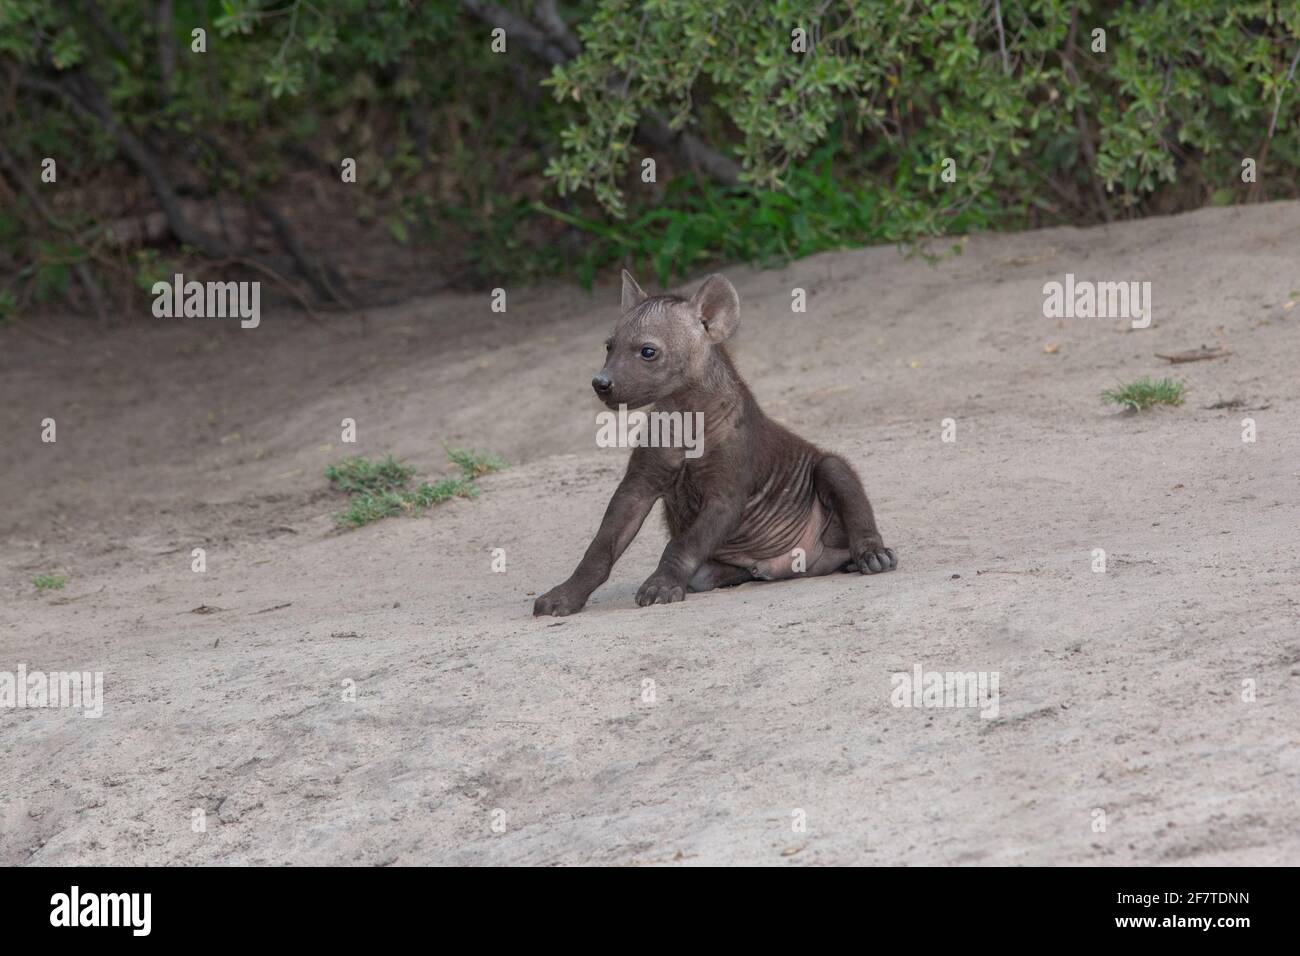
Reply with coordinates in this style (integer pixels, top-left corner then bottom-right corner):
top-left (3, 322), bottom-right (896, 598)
top-left (1103, 378), bottom-right (1187, 412)
top-left (328, 449), bottom-right (504, 529)
top-left (33, 573), bottom-right (67, 591)
top-left (325, 455), bottom-right (416, 496)
top-left (445, 445), bottom-right (507, 480)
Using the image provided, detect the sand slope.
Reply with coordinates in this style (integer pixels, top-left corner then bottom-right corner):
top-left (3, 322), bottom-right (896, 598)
top-left (2, 202), bottom-right (1298, 865)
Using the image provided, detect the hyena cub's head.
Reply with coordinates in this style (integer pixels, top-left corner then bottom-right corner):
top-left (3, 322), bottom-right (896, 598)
top-left (591, 270), bottom-right (740, 408)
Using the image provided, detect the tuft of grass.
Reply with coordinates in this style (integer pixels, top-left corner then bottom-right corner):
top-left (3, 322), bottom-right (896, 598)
top-left (325, 455), bottom-right (415, 495)
top-left (411, 476), bottom-right (480, 507)
top-left (34, 573), bottom-right (68, 591)
top-left (445, 446), bottom-right (506, 479)
top-left (328, 449), bottom-right (503, 529)
top-left (1102, 377), bottom-right (1187, 412)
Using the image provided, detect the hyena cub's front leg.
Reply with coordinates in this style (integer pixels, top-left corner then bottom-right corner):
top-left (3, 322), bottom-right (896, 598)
top-left (635, 497), bottom-right (746, 606)
top-left (814, 454), bottom-right (897, 574)
top-left (533, 472), bottom-right (658, 616)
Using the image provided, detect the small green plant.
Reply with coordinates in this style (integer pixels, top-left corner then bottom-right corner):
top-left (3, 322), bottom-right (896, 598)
top-left (445, 445), bottom-right (506, 479)
top-left (1102, 378), bottom-right (1187, 412)
top-left (328, 448), bottom-right (503, 529)
top-left (325, 455), bottom-right (415, 495)
top-left (33, 573), bottom-right (68, 591)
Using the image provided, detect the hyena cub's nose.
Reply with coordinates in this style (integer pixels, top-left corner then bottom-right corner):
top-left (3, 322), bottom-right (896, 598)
top-left (592, 373), bottom-right (613, 396)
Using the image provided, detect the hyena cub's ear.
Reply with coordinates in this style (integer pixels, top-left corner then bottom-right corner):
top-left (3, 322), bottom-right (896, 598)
top-left (690, 274), bottom-right (740, 343)
top-left (621, 269), bottom-right (648, 312)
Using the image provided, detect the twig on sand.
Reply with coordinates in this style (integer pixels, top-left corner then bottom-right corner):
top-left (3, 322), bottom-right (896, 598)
top-left (1155, 345), bottom-right (1230, 364)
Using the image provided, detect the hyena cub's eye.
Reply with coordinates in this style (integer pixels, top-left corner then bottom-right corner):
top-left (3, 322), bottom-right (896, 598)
top-left (640, 345), bottom-right (658, 360)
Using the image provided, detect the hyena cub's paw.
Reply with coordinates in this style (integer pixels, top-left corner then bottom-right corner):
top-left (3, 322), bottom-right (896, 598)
top-left (852, 538), bottom-right (898, 575)
top-left (533, 585), bottom-right (586, 617)
top-left (635, 574), bottom-right (686, 607)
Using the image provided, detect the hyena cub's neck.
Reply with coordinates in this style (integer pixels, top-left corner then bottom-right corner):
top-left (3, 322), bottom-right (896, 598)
top-left (658, 345), bottom-right (758, 445)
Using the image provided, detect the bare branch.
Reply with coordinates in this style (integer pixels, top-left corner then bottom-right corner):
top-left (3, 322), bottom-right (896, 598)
top-left (534, 0), bottom-right (581, 59)
top-left (993, 0), bottom-right (1010, 75)
top-left (157, 0), bottom-right (176, 101)
top-left (1267, 45), bottom-right (1300, 142)
top-left (1063, 6), bottom-right (1114, 223)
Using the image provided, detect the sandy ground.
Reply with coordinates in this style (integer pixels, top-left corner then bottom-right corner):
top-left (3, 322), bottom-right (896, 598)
top-left (2, 202), bottom-right (1298, 866)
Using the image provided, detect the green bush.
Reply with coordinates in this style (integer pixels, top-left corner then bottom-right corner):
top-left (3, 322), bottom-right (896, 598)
top-left (1, 1), bottom-right (1296, 305)
top-left (546, 0), bottom-right (1300, 218)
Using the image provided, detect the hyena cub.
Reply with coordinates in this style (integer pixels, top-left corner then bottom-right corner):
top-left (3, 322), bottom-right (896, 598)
top-left (534, 271), bottom-right (896, 616)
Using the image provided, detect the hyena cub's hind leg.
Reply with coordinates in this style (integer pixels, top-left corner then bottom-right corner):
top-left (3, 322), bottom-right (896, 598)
top-left (813, 454), bottom-right (898, 575)
top-left (688, 560), bottom-right (755, 593)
